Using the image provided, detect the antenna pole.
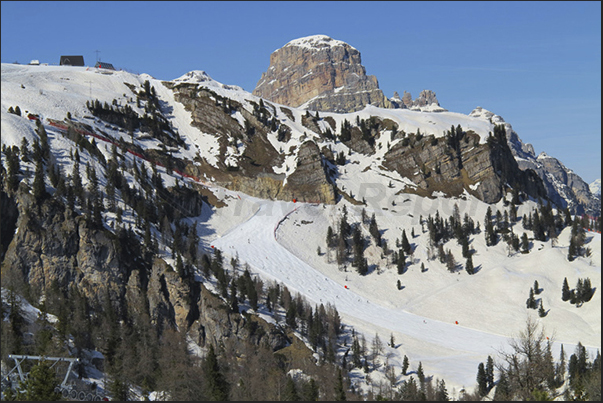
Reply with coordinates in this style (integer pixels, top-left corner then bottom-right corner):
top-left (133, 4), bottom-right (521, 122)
top-left (95, 50), bottom-right (101, 63)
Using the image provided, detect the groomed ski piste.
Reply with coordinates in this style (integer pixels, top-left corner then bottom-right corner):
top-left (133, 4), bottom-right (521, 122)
top-left (205, 190), bottom-right (601, 393)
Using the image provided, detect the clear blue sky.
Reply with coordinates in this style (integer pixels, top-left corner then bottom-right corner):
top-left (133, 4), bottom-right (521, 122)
top-left (2, 1), bottom-right (600, 183)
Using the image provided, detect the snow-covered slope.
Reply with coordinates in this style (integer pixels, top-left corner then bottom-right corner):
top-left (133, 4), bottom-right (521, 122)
top-left (1, 63), bottom-right (600, 396)
top-left (206, 185), bottom-right (600, 392)
top-left (590, 179), bottom-right (601, 197)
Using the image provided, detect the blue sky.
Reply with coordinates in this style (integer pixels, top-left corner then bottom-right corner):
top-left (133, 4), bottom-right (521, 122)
top-left (2, 1), bottom-right (600, 183)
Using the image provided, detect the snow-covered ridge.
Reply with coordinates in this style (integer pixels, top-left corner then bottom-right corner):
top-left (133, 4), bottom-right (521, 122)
top-left (173, 70), bottom-right (212, 83)
top-left (172, 69), bottom-right (245, 93)
top-left (281, 34), bottom-right (356, 51)
top-left (469, 106), bottom-right (505, 124)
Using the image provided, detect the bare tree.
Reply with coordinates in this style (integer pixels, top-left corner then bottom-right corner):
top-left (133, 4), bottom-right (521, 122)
top-left (495, 316), bottom-right (557, 400)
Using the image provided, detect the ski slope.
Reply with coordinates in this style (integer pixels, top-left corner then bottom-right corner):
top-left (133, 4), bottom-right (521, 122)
top-left (207, 194), bottom-right (601, 390)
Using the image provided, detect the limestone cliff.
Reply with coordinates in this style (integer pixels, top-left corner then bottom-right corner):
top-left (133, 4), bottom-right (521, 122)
top-left (169, 81), bottom-right (337, 204)
top-left (253, 35), bottom-right (391, 113)
top-left (470, 107), bottom-right (600, 215)
top-left (382, 126), bottom-right (547, 203)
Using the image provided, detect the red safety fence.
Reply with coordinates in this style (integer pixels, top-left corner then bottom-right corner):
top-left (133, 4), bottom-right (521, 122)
top-left (45, 118), bottom-right (212, 187)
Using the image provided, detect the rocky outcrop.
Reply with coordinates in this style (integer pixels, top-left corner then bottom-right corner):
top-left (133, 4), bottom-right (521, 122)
top-left (1, 190), bottom-right (131, 314)
top-left (382, 128), bottom-right (547, 203)
top-left (470, 107), bottom-right (600, 215)
top-left (519, 153), bottom-right (600, 216)
top-left (0, 190), bottom-right (19, 261)
top-left (390, 90), bottom-right (446, 112)
top-left (189, 284), bottom-right (290, 352)
top-left (253, 35), bottom-right (391, 113)
top-left (283, 140), bottom-right (336, 203)
top-left (171, 81), bottom-right (336, 204)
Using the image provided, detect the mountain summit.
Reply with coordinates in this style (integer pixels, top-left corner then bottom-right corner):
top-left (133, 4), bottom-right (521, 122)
top-left (253, 35), bottom-right (391, 113)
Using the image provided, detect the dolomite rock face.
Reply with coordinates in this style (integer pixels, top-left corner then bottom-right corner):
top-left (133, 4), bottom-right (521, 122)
top-left (389, 90), bottom-right (446, 111)
top-left (470, 107), bottom-right (600, 216)
top-left (253, 35), bottom-right (391, 113)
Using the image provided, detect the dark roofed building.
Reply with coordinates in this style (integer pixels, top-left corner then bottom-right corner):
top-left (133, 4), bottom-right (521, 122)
top-left (60, 55), bottom-right (85, 66)
top-left (94, 61), bottom-right (115, 70)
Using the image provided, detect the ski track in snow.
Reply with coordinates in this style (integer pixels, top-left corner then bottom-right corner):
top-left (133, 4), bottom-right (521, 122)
top-left (209, 197), bottom-right (599, 388)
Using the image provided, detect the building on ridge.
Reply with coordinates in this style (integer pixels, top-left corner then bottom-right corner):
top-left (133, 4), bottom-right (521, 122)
top-left (59, 55), bottom-right (85, 66)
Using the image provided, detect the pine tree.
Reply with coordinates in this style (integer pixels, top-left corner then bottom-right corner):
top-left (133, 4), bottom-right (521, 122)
top-left (334, 368), bottom-right (346, 401)
top-left (555, 344), bottom-right (566, 387)
top-left (4, 146), bottom-right (20, 192)
top-left (561, 277), bottom-right (571, 301)
top-left (397, 249), bottom-right (406, 275)
top-left (521, 232), bottom-right (530, 253)
top-left (445, 249), bottom-right (456, 272)
top-left (435, 378), bottom-right (449, 401)
top-left (356, 257), bottom-right (368, 276)
top-left (71, 157), bottom-right (83, 204)
top-left (326, 226), bottom-right (334, 248)
top-left (534, 280), bottom-right (540, 294)
top-left (402, 355), bottom-right (409, 375)
top-left (485, 355), bottom-right (495, 391)
top-left (286, 303), bottom-right (297, 329)
top-left (477, 362), bottom-right (488, 396)
top-left (417, 361), bottom-right (425, 384)
top-left (20, 137), bottom-right (30, 162)
top-left (538, 300), bottom-right (546, 317)
top-left (568, 234), bottom-right (577, 261)
top-left (526, 287), bottom-right (536, 309)
top-left (301, 378), bottom-right (319, 401)
top-left (486, 219), bottom-right (497, 246)
top-left (465, 254), bottom-right (474, 275)
top-left (32, 156), bottom-right (47, 203)
top-left (461, 236), bottom-right (470, 258)
top-left (401, 229), bottom-right (411, 254)
top-left (229, 280), bottom-right (238, 313)
top-left (283, 376), bottom-right (299, 401)
top-left (17, 359), bottom-right (61, 401)
top-left (202, 344), bottom-right (229, 400)
top-left (352, 225), bottom-right (364, 270)
top-left (369, 213), bottom-right (381, 246)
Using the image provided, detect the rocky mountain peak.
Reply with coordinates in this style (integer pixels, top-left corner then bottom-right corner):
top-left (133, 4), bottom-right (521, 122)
top-left (253, 35), bottom-right (391, 113)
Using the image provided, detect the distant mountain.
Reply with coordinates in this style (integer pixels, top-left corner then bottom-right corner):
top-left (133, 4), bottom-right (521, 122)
top-left (591, 179), bottom-right (601, 197)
